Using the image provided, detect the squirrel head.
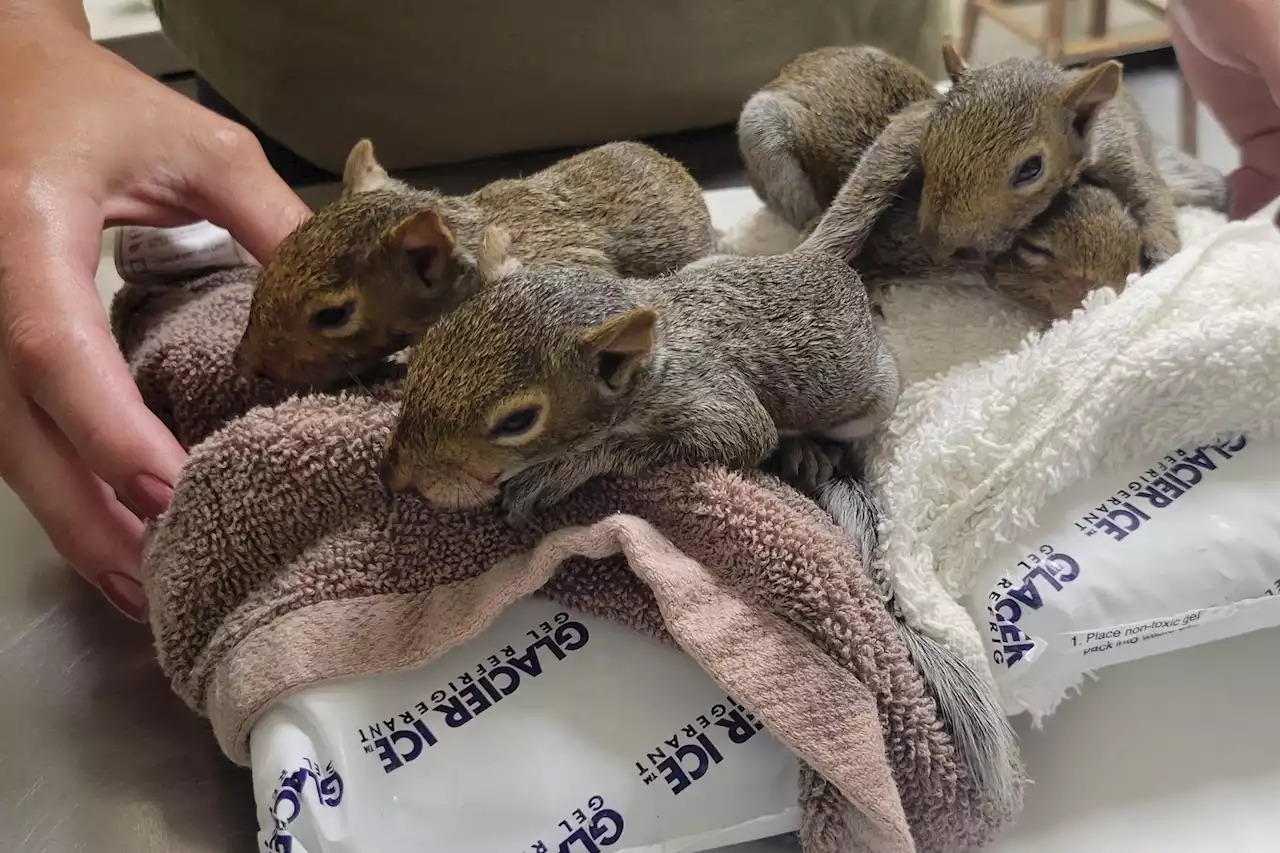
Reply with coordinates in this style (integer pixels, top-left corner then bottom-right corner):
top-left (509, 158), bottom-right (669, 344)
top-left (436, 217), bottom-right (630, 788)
top-left (997, 182), bottom-right (1143, 320)
top-left (917, 53), bottom-right (1123, 260)
top-left (380, 268), bottom-right (658, 508)
top-left (234, 139), bottom-right (511, 389)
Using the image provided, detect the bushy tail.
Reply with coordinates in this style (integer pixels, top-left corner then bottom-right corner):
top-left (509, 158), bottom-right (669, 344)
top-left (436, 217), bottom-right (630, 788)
top-left (817, 476), bottom-right (1023, 814)
top-left (800, 99), bottom-right (936, 263)
top-left (1154, 142), bottom-right (1232, 213)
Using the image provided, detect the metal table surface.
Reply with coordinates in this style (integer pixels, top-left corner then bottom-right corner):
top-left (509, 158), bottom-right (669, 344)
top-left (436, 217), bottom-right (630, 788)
top-left (0, 487), bottom-right (255, 853)
top-left (1, 232), bottom-right (255, 852)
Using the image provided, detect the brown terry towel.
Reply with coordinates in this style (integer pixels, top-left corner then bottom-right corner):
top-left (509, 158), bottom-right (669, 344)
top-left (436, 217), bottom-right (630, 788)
top-left (112, 267), bottom-right (1019, 853)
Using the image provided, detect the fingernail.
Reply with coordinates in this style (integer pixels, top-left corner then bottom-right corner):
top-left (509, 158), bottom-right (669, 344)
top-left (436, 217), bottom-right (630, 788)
top-left (119, 473), bottom-right (174, 520)
top-left (98, 573), bottom-right (149, 623)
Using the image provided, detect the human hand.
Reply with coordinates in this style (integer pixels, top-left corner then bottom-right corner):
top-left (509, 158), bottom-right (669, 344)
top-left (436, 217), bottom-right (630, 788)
top-left (0, 10), bottom-right (310, 620)
top-left (1170, 0), bottom-right (1280, 219)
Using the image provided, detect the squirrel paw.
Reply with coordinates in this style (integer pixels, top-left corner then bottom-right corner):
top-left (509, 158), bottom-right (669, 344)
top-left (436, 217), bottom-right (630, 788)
top-left (1139, 227), bottom-right (1181, 269)
top-left (769, 435), bottom-right (844, 496)
top-left (499, 470), bottom-right (561, 529)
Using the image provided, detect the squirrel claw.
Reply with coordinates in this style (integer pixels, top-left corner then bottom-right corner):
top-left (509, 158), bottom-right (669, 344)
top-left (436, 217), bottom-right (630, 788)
top-left (770, 435), bottom-right (843, 496)
top-left (499, 472), bottom-right (555, 530)
top-left (1139, 228), bottom-right (1180, 271)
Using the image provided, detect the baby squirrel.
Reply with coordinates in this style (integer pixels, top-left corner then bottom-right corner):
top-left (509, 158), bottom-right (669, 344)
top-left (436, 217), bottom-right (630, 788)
top-left (840, 171), bottom-right (1143, 323)
top-left (379, 233), bottom-right (899, 523)
top-left (874, 45), bottom-right (1180, 264)
top-left (740, 46), bottom-right (1141, 321)
top-left (752, 44), bottom-right (1179, 267)
top-left (738, 45), bottom-right (937, 232)
top-left (234, 139), bottom-right (715, 388)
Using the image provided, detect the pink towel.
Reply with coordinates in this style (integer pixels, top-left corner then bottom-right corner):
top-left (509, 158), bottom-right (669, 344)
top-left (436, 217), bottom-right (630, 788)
top-left (112, 267), bottom-right (1020, 853)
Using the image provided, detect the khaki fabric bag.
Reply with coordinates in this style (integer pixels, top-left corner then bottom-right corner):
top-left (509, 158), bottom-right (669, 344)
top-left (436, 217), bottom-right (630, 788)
top-left (156, 0), bottom-right (944, 173)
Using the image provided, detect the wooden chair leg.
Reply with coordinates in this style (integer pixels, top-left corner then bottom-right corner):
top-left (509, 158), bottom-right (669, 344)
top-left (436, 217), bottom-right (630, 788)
top-left (959, 0), bottom-right (983, 61)
top-left (1089, 0), bottom-right (1109, 39)
top-left (1044, 0), bottom-right (1069, 62)
top-left (1179, 71), bottom-right (1199, 157)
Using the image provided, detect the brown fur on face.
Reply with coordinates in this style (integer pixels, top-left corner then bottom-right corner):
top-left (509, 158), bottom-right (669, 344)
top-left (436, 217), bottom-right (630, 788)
top-left (381, 271), bottom-right (656, 508)
top-left (917, 56), bottom-right (1122, 259)
top-left (234, 138), bottom-right (713, 390)
top-left (234, 142), bottom-right (485, 389)
top-left (995, 182), bottom-right (1142, 322)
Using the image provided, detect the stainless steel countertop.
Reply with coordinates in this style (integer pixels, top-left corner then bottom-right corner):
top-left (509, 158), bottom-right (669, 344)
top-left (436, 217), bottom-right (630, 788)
top-left (1, 234), bottom-right (254, 852)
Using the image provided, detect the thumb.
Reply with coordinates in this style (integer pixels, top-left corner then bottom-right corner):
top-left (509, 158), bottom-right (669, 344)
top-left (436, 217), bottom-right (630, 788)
top-left (180, 123), bottom-right (313, 264)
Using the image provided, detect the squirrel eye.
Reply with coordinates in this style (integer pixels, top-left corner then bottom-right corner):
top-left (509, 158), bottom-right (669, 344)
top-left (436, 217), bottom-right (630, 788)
top-left (311, 301), bottom-right (356, 330)
top-left (1011, 155), bottom-right (1044, 189)
top-left (489, 405), bottom-right (542, 439)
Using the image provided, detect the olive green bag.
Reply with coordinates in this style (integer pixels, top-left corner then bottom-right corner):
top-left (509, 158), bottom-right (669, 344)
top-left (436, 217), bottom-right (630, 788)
top-left (156, 0), bottom-right (943, 172)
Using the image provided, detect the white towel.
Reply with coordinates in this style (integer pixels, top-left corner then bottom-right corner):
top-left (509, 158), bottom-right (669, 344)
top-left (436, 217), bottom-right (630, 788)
top-left (868, 207), bottom-right (1280, 683)
top-left (720, 195), bottom-right (1280, 690)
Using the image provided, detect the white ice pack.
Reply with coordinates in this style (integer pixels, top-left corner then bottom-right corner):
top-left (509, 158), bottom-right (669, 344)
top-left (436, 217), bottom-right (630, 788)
top-left (115, 221), bottom-right (255, 283)
top-left (250, 598), bottom-right (801, 853)
top-left (965, 434), bottom-right (1280, 719)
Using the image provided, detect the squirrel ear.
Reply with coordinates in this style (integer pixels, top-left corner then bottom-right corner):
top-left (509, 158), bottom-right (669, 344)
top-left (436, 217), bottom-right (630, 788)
top-left (476, 226), bottom-right (523, 283)
top-left (343, 139), bottom-right (395, 196)
top-left (941, 40), bottom-right (969, 82)
top-left (388, 208), bottom-right (457, 287)
top-left (1061, 61), bottom-right (1122, 133)
top-left (581, 308), bottom-right (658, 393)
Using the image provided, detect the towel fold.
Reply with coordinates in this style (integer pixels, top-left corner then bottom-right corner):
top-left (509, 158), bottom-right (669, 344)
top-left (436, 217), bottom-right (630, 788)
top-left (865, 209), bottom-right (1280, 699)
top-left (114, 268), bottom-right (1019, 853)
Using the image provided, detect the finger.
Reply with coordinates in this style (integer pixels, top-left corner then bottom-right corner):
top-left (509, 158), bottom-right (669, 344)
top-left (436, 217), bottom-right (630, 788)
top-left (0, 368), bottom-right (147, 620)
top-left (179, 122), bottom-right (312, 264)
top-left (0, 193), bottom-right (187, 516)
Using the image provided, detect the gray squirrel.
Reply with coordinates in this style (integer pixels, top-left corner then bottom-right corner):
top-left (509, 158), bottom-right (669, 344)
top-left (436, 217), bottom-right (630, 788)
top-left (799, 45), bottom-right (1180, 266)
top-left (747, 46), bottom-right (1225, 322)
top-left (379, 224), bottom-right (899, 523)
top-left (742, 45), bottom-right (1225, 285)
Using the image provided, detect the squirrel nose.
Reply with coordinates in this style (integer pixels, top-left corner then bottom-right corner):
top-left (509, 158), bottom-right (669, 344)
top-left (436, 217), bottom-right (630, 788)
top-left (918, 225), bottom-right (954, 263)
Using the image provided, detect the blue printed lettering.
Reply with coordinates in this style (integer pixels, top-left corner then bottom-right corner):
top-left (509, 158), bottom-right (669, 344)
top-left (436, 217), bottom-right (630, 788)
top-left (657, 732), bottom-right (725, 795)
top-left (1181, 449), bottom-right (1218, 472)
top-left (458, 681), bottom-right (494, 716)
top-left (1136, 475), bottom-right (1188, 508)
top-left (488, 664), bottom-right (521, 695)
top-left (714, 709), bottom-right (764, 745)
top-left (1047, 552), bottom-right (1079, 583)
top-left (1001, 641), bottom-right (1035, 668)
top-left (998, 622), bottom-right (1025, 646)
top-left (373, 718), bottom-right (438, 772)
top-left (554, 621), bottom-right (590, 652)
top-left (265, 760), bottom-right (344, 852)
top-left (588, 809), bottom-right (625, 847)
top-left (1094, 502), bottom-right (1150, 541)
top-left (433, 694), bottom-right (473, 728)
top-left (1166, 461), bottom-right (1205, 488)
top-left (373, 737), bottom-right (401, 773)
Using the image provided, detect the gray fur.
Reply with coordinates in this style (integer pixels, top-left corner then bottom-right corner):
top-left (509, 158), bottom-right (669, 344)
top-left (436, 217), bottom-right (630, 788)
top-left (494, 253), bottom-right (899, 519)
top-left (816, 476), bottom-right (1024, 820)
top-left (738, 46), bottom-right (937, 232)
top-left (739, 91), bottom-right (825, 231)
top-left (1154, 142), bottom-right (1232, 212)
top-left (239, 140), bottom-right (715, 388)
top-left (803, 100), bottom-right (936, 265)
top-left (919, 57), bottom-right (1180, 262)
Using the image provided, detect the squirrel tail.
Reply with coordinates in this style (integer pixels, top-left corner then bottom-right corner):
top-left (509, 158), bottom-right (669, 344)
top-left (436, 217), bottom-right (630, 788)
top-left (738, 91), bottom-right (825, 231)
top-left (799, 100), bottom-right (934, 263)
top-left (816, 476), bottom-right (1023, 814)
top-left (1153, 142), bottom-right (1232, 213)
